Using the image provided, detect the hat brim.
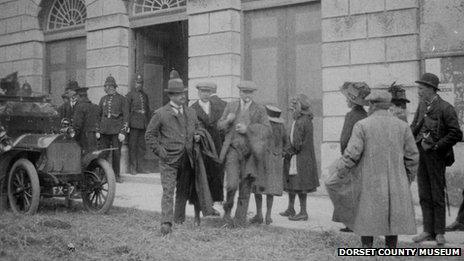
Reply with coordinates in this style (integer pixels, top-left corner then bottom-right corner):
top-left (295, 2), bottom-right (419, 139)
top-left (269, 117), bottom-right (284, 123)
top-left (164, 88), bottom-right (188, 93)
top-left (392, 98), bottom-right (410, 103)
top-left (415, 80), bottom-right (439, 90)
top-left (237, 87), bottom-right (257, 92)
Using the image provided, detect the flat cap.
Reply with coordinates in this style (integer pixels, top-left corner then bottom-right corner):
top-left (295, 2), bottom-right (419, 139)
top-left (365, 90), bottom-right (392, 103)
top-left (237, 81), bottom-right (258, 91)
top-left (196, 82), bottom-right (217, 92)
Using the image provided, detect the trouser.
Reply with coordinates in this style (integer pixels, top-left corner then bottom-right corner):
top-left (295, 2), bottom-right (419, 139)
top-left (417, 144), bottom-right (446, 235)
top-left (173, 153), bottom-right (198, 223)
top-left (128, 128), bottom-right (146, 172)
top-left (457, 189), bottom-right (464, 224)
top-left (78, 131), bottom-right (97, 155)
top-left (361, 236), bottom-right (398, 248)
top-left (100, 134), bottom-right (122, 177)
top-left (223, 148), bottom-right (253, 225)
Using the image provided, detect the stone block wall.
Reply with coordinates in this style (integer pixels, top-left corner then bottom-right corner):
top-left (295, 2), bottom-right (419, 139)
top-left (0, 0), bottom-right (44, 94)
top-left (187, 0), bottom-right (241, 100)
top-left (320, 0), bottom-right (420, 179)
top-left (85, 0), bottom-right (130, 104)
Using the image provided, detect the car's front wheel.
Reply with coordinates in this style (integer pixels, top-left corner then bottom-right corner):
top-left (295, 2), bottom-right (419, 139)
top-left (7, 158), bottom-right (40, 214)
top-left (81, 158), bottom-right (115, 214)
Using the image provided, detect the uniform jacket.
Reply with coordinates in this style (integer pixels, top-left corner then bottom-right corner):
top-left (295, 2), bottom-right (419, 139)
top-left (283, 113), bottom-right (320, 192)
top-left (98, 92), bottom-right (129, 135)
top-left (411, 96), bottom-right (462, 165)
top-left (126, 89), bottom-right (150, 129)
top-left (341, 109), bottom-right (419, 236)
top-left (190, 97), bottom-right (226, 201)
top-left (58, 101), bottom-right (73, 121)
top-left (73, 97), bottom-right (100, 134)
top-left (145, 103), bottom-right (199, 165)
top-left (340, 105), bottom-right (367, 154)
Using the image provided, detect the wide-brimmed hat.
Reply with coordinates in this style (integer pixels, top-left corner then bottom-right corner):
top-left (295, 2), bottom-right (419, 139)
top-left (196, 82), bottom-right (217, 92)
top-left (415, 73), bottom-right (440, 90)
top-left (164, 69), bottom-right (187, 93)
top-left (237, 81), bottom-right (258, 92)
top-left (388, 82), bottom-right (410, 103)
top-left (135, 74), bottom-right (143, 84)
top-left (265, 105), bottom-right (284, 123)
top-left (340, 82), bottom-right (371, 106)
top-left (365, 90), bottom-right (392, 103)
top-left (65, 80), bottom-right (79, 91)
top-left (104, 75), bottom-right (117, 88)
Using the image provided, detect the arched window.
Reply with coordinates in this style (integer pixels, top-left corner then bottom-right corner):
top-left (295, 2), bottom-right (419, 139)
top-left (134, 0), bottom-right (186, 15)
top-left (47, 0), bottom-right (87, 30)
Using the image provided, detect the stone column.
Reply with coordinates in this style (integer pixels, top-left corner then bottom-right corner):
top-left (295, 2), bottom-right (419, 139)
top-left (85, 0), bottom-right (130, 104)
top-left (0, 0), bottom-right (44, 93)
top-left (320, 0), bottom-right (420, 179)
top-left (187, 0), bottom-right (241, 100)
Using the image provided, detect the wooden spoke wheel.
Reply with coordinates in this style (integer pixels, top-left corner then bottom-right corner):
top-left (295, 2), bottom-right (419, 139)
top-left (82, 159), bottom-right (115, 214)
top-left (7, 159), bottom-right (40, 215)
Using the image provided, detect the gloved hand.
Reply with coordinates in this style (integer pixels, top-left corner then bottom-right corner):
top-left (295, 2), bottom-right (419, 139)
top-left (118, 133), bottom-right (125, 142)
top-left (96, 133), bottom-right (101, 139)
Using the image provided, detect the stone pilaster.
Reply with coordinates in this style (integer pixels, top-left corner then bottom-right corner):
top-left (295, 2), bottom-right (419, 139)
top-left (187, 0), bottom-right (241, 100)
top-left (0, 0), bottom-right (44, 94)
top-left (320, 0), bottom-right (420, 178)
top-left (85, 0), bottom-right (130, 104)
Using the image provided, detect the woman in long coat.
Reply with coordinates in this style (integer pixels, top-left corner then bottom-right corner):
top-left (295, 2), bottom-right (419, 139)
top-left (337, 90), bottom-right (419, 248)
top-left (251, 105), bottom-right (288, 225)
top-left (280, 94), bottom-right (319, 221)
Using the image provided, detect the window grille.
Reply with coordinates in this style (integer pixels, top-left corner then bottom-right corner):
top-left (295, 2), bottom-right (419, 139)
top-left (48, 0), bottom-right (86, 30)
top-left (133, 0), bottom-right (186, 15)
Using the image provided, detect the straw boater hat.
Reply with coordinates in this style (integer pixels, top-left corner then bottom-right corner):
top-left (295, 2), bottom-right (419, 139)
top-left (415, 73), bottom-right (440, 91)
top-left (104, 75), bottom-right (118, 88)
top-left (265, 105), bottom-right (284, 123)
top-left (340, 82), bottom-right (371, 106)
top-left (388, 82), bottom-right (410, 103)
top-left (164, 70), bottom-right (187, 93)
top-left (237, 81), bottom-right (258, 92)
top-left (196, 82), bottom-right (217, 92)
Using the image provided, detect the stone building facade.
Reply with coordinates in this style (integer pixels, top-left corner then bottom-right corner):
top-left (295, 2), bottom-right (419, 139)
top-left (0, 0), bottom-right (463, 182)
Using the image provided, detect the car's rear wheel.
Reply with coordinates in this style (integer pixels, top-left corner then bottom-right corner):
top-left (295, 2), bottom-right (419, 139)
top-left (82, 158), bottom-right (115, 214)
top-left (7, 159), bottom-right (40, 214)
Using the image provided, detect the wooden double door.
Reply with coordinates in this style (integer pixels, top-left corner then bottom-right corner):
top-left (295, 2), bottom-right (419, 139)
top-left (243, 2), bottom-right (322, 172)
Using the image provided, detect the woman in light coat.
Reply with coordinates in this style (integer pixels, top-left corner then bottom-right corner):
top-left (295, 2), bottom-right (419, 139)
top-left (337, 90), bottom-right (419, 248)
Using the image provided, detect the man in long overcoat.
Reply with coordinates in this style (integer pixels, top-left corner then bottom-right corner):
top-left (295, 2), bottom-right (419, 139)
top-left (411, 73), bottom-right (463, 245)
top-left (338, 90), bottom-right (419, 248)
top-left (190, 82), bottom-right (226, 204)
top-left (72, 87), bottom-right (100, 154)
top-left (126, 74), bottom-right (150, 175)
top-left (217, 81), bottom-right (271, 226)
top-left (145, 71), bottom-right (201, 235)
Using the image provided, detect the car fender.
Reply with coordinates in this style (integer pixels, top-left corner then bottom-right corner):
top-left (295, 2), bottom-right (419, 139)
top-left (0, 150), bottom-right (23, 182)
top-left (81, 148), bottom-right (116, 168)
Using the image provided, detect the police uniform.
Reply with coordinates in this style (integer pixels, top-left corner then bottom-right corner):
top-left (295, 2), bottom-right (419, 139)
top-left (73, 87), bottom-right (100, 154)
top-left (98, 75), bottom-right (129, 181)
top-left (126, 75), bottom-right (150, 174)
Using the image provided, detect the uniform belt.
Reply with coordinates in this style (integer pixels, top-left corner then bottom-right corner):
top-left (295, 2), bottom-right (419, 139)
top-left (104, 113), bottom-right (121, 119)
top-left (134, 110), bottom-right (146, 114)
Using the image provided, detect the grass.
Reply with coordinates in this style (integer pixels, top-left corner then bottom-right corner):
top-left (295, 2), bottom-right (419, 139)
top-left (0, 199), bottom-right (451, 261)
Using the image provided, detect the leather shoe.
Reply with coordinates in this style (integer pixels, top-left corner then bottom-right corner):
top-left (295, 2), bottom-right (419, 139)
top-left (445, 221), bottom-right (464, 232)
top-left (249, 215), bottom-right (263, 224)
top-left (279, 209), bottom-right (296, 217)
top-left (436, 234), bottom-right (446, 246)
top-left (340, 227), bottom-right (353, 233)
top-left (160, 222), bottom-right (172, 236)
top-left (288, 213), bottom-right (308, 221)
top-left (412, 232), bottom-right (434, 243)
top-left (265, 217), bottom-right (273, 225)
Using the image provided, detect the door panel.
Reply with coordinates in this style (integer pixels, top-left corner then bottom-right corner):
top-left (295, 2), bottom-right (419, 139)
top-left (244, 3), bottom-right (322, 173)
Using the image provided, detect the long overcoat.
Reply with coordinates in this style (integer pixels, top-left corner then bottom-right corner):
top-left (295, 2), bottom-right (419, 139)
top-left (340, 110), bottom-right (419, 236)
top-left (126, 89), bottom-right (150, 129)
top-left (190, 98), bottom-right (226, 202)
top-left (283, 113), bottom-right (319, 193)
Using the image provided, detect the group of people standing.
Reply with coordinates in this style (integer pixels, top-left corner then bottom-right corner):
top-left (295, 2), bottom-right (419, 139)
top-left (145, 72), bottom-right (320, 235)
top-left (327, 72), bottom-right (463, 248)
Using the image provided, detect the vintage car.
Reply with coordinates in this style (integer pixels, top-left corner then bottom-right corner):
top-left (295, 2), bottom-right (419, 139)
top-left (0, 95), bottom-right (115, 214)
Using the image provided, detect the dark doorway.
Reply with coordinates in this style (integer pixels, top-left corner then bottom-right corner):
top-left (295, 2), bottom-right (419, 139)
top-left (133, 20), bottom-right (188, 173)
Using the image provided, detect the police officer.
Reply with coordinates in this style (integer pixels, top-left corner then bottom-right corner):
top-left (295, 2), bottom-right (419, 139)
top-left (126, 74), bottom-right (150, 175)
top-left (97, 75), bottom-right (129, 183)
top-left (73, 86), bottom-right (100, 154)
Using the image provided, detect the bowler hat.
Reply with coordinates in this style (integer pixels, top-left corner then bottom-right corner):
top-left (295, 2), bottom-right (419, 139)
top-left (104, 75), bottom-right (118, 88)
top-left (135, 74), bottom-right (143, 84)
top-left (388, 82), bottom-right (410, 103)
top-left (237, 81), bottom-right (258, 92)
top-left (365, 90), bottom-right (392, 103)
top-left (164, 69), bottom-right (187, 93)
top-left (265, 105), bottom-right (284, 123)
top-left (415, 73), bottom-right (440, 90)
top-left (196, 82), bottom-right (217, 92)
top-left (65, 80), bottom-right (79, 91)
top-left (340, 82), bottom-right (371, 106)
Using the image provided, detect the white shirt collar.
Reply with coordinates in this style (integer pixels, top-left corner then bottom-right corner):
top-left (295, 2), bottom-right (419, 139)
top-left (198, 100), bottom-right (211, 115)
top-left (240, 99), bottom-right (251, 111)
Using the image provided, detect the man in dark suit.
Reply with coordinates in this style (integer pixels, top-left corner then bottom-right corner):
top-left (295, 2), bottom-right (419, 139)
top-left (217, 81), bottom-right (271, 226)
top-left (411, 73), bottom-right (463, 245)
top-left (126, 74), bottom-right (150, 175)
top-left (145, 71), bottom-right (200, 235)
top-left (58, 80), bottom-right (79, 121)
top-left (96, 75), bottom-right (129, 183)
top-left (190, 82), bottom-right (226, 205)
top-left (72, 87), bottom-right (100, 154)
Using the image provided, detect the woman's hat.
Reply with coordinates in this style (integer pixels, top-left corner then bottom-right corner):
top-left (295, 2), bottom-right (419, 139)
top-left (164, 69), bottom-right (187, 93)
top-left (365, 90), bottom-right (392, 103)
top-left (388, 82), bottom-right (410, 103)
top-left (415, 73), bottom-right (440, 90)
top-left (265, 105), bottom-right (284, 123)
top-left (340, 82), bottom-right (371, 106)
